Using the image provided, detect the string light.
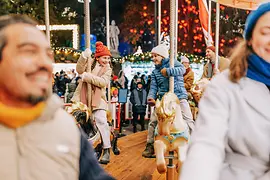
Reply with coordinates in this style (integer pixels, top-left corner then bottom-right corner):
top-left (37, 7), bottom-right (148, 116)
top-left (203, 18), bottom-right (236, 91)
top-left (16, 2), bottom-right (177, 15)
top-left (111, 52), bottom-right (207, 64)
top-left (37, 24), bottom-right (79, 49)
top-left (53, 47), bottom-right (81, 63)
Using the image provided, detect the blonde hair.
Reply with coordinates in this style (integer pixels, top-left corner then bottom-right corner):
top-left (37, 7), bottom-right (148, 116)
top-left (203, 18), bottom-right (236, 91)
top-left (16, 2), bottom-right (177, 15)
top-left (229, 40), bottom-right (252, 83)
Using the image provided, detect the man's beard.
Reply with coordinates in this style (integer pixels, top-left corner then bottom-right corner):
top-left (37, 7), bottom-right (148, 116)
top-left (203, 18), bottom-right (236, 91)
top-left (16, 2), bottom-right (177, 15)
top-left (26, 89), bottom-right (49, 105)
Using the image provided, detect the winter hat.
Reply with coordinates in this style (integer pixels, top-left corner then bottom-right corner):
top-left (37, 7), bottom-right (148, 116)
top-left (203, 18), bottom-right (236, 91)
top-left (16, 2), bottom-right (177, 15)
top-left (244, 2), bottom-right (270, 40)
top-left (94, 41), bottom-right (111, 58)
top-left (206, 46), bottom-right (216, 53)
top-left (181, 56), bottom-right (190, 63)
top-left (151, 44), bottom-right (169, 59)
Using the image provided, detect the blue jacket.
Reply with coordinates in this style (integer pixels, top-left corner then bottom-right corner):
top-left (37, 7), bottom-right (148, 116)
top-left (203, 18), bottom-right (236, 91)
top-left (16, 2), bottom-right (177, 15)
top-left (148, 58), bottom-right (188, 100)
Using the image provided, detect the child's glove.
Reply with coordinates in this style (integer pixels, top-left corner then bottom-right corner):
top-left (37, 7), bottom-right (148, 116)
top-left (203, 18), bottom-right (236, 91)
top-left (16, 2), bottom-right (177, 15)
top-left (160, 68), bottom-right (168, 77)
top-left (81, 48), bottom-right (92, 59)
top-left (147, 98), bottom-right (156, 106)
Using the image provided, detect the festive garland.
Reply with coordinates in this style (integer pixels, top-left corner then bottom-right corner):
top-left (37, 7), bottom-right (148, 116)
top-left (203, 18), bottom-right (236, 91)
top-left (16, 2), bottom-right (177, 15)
top-left (112, 52), bottom-right (207, 64)
top-left (53, 47), bottom-right (82, 63)
top-left (53, 47), bottom-right (207, 64)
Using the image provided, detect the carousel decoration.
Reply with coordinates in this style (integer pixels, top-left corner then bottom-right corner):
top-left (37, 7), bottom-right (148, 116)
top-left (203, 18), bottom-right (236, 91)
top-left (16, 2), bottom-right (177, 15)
top-left (112, 52), bottom-right (207, 64)
top-left (154, 92), bottom-right (190, 179)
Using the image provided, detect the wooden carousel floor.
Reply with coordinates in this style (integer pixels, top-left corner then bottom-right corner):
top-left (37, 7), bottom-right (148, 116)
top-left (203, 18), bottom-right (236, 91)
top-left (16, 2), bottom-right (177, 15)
top-left (102, 131), bottom-right (179, 180)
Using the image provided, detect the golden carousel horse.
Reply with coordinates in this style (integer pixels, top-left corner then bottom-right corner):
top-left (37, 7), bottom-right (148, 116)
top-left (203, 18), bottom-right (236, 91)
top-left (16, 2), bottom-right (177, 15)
top-left (154, 92), bottom-right (190, 178)
top-left (66, 102), bottom-right (120, 159)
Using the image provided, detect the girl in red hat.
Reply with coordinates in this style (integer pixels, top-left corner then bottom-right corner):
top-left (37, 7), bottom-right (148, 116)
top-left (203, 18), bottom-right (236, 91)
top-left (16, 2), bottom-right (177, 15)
top-left (72, 41), bottom-right (112, 164)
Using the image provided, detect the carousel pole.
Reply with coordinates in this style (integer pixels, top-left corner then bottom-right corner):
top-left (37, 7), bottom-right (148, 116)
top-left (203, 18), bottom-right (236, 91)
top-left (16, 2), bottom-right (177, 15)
top-left (44, 0), bottom-right (50, 46)
top-left (175, 0), bottom-right (178, 55)
top-left (84, 0), bottom-right (90, 49)
top-left (215, 2), bottom-right (220, 70)
top-left (106, 0), bottom-right (110, 50)
top-left (169, 0), bottom-right (175, 93)
top-left (106, 0), bottom-right (111, 107)
top-left (167, 0), bottom-right (176, 179)
top-left (44, 0), bottom-right (53, 95)
top-left (158, 0), bottom-right (161, 44)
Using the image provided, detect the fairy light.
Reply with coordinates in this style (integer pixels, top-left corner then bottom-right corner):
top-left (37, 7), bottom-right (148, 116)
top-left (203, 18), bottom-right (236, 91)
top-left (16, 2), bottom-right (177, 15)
top-left (37, 24), bottom-right (79, 49)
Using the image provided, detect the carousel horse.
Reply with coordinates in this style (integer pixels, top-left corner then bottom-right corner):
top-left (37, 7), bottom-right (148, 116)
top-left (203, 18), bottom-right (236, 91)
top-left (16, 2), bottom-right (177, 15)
top-left (66, 102), bottom-right (120, 159)
top-left (154, 92), bottom-right (190, 175)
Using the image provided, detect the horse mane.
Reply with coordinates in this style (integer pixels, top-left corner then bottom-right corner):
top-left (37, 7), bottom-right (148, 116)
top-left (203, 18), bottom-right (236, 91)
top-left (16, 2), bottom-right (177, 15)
top-left (156, 92), bottom-right (180, 123)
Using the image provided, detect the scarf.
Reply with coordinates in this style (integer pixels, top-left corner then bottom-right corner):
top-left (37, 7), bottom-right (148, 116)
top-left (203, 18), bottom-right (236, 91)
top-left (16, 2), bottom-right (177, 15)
top-left (0, 102), bottom-right (45, 128)
top-left (247, 53), bottom-right (270, 86)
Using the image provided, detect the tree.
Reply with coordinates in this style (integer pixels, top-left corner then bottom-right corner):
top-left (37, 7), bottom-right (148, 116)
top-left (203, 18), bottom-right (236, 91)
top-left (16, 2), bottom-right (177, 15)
top-left (0, 0), bottom-right (80, 47)
top-left (119, 0), bottom-right (249, 56)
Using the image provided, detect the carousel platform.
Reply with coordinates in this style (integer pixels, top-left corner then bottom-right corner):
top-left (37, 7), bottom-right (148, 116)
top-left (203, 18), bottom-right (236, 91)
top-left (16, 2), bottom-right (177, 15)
top-left (102, 131), bottom-right (179, 180)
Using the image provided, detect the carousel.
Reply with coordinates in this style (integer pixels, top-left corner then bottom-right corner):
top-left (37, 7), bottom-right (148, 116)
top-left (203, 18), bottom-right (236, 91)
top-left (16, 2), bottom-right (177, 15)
top-left (43, 0), bottom-right (263, 179)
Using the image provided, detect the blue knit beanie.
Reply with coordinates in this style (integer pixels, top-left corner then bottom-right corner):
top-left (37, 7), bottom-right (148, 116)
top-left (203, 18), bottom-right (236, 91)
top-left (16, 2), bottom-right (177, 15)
top-left (244, 2), bottom-right (270, 40)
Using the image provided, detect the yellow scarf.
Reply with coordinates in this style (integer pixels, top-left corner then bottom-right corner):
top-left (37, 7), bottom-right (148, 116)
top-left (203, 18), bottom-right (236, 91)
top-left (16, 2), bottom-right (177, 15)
top-left (0, 102), bottom-right (45, 128)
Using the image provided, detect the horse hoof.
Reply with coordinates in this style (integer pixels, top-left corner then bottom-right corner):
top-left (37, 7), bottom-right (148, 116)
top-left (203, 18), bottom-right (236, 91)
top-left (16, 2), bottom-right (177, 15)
top-left (157, 163), bottom-right (167, 174)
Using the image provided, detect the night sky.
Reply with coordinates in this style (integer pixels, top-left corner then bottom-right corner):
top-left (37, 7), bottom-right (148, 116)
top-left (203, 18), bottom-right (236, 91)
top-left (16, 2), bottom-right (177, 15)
top-left (91, 0), bottom-right (127, 24)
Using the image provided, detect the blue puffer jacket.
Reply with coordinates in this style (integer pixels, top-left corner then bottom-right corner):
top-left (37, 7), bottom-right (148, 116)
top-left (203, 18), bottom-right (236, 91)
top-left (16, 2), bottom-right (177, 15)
top-left (148, 58), bottom-right (188, 100)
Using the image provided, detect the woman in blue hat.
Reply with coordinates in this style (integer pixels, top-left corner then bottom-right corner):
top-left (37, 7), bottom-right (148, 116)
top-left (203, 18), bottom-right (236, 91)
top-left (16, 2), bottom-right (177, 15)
top-left (180, 2), bottom-right (270, 180)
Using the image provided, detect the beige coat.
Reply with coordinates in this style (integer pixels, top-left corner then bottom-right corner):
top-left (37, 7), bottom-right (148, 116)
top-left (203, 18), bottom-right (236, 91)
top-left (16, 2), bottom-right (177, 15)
top-left (72, 55), bottom-right (112, 111)
top-left (180, 70), bottom-right (270, 180)
top-left (0, 95), bottom-right (80, 180)
top-left (184, 68), bottom-right (194, 93)
top-left (202, 56), bottom-right (230, 79)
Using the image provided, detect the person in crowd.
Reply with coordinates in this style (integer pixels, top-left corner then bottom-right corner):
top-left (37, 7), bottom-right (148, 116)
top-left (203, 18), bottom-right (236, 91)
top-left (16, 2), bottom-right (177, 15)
top-left (180, 3), bottom-right (270, 180)
top-left (130, 74), bottom-right (138, 91)
top-left (130, 81), bottom-right (147, 133)
top-left (111, 88), bottom-right (118, 102)
top-left (72, 42), bottom-right (113, 164)
top-left (58, 73), bottom-right (71, 96)
top-left (181, 56), bottom-right (194, 93)
top-left (118, 70), bottom-right (128, 89)
top-left (202, 45), bottom-right (230, 79)
top-left (66, 81), bottom-right (77, 103)
top-left (141, 74), bottom-right (146, 87)
top-left (0, 14), bottom-right (114, 180)
top-left (111, 75), bottom-right (122, 89)
top-left (146, 75), bottom-right (152, 94)
top-left (142, 44), bottom-right (194, 158)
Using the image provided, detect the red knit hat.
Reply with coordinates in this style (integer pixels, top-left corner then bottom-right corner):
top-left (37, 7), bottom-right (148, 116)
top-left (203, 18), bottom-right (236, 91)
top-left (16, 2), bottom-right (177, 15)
top-left (94, 41), bottom-right (111, 58)
top-left (206, 46), bottom-right (216, 53)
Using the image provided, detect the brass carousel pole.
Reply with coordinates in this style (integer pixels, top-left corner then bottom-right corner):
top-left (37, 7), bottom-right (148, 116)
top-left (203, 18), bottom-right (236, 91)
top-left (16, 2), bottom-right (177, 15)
top-left (158, 0), bottom-right (161, 44)
top-left (84, 0), bottom-right (90, 49)
top-left (44, 0), bottom-right (50, 46)
top-left (215, 1), bottom-right (220, 70)
top-left (167, 0), bottom-right (176, 179)
top-left (106, 0), bottom-right (111, 107)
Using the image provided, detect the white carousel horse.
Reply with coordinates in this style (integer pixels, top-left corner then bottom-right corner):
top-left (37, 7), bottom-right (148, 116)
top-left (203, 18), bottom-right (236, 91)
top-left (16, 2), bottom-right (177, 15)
top-left (154, 92), bottom-right (190, 175)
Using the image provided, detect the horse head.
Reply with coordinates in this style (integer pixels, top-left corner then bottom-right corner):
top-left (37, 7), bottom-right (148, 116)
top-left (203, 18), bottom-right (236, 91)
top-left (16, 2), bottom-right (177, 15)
top-left (155, 92), bottom-right (180, 136)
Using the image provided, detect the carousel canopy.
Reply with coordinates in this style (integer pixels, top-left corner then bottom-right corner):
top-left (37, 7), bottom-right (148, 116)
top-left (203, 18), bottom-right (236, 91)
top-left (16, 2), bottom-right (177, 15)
top-left (216, 0), bottom-right (268, 10)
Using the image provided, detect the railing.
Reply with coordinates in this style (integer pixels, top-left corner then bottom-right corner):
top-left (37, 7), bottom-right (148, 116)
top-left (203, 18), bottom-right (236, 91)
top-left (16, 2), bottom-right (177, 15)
top-left (63, 96), bottom-right (155, 129)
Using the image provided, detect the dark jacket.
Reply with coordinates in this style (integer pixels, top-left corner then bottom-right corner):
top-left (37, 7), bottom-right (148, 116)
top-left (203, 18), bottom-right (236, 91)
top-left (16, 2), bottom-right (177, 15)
top-left (130, 88), bottom-right (147, 114)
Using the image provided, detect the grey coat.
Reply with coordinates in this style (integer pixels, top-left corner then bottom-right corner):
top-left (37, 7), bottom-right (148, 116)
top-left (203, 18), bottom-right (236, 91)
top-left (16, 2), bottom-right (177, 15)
top-left (180, 70), bottom-right (270, 180)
